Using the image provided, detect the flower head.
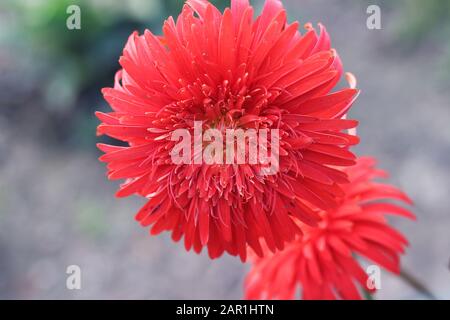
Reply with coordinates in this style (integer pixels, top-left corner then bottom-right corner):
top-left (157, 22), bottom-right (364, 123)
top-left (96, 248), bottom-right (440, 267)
top-left (245, 157), bottom-right (415, 299)
top-left (96, 0), bottom-right (359, 261)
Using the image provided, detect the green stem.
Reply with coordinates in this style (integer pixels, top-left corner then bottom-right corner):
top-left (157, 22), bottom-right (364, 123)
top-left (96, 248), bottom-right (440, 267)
top-left (400, 269), bottom-right (437, 300)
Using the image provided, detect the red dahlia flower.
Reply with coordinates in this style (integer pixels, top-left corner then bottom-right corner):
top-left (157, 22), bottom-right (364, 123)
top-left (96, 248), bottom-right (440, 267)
top-left (244, 157), bottom-right (415, 299)
top-left (96, 0), bottom-right (360, 261)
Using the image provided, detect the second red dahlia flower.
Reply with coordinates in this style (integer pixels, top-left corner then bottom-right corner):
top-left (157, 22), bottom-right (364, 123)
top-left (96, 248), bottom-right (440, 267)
top-left (96, 0), bottom-right (359, 260)
top-left (244, 157), bottom-right (415, 299)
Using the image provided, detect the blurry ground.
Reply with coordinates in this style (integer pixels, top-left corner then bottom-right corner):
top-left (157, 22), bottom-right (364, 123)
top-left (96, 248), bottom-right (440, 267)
top-left (0, 0), bottom-right (449, 299)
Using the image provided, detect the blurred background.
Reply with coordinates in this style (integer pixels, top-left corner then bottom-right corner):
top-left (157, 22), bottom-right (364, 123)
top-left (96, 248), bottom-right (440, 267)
top-left (0, 0), bottom-right (449, 299)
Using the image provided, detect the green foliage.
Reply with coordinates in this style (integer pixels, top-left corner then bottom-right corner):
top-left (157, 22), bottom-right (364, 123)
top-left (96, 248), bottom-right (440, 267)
top-left (4, 0), bottom-right (153, 111)
top-left (75, 200), bottom-right (107, 239)
top-left (395, 0), bottom-right (450, 47)
top-left (393, 0), bottom-right (450, 82)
